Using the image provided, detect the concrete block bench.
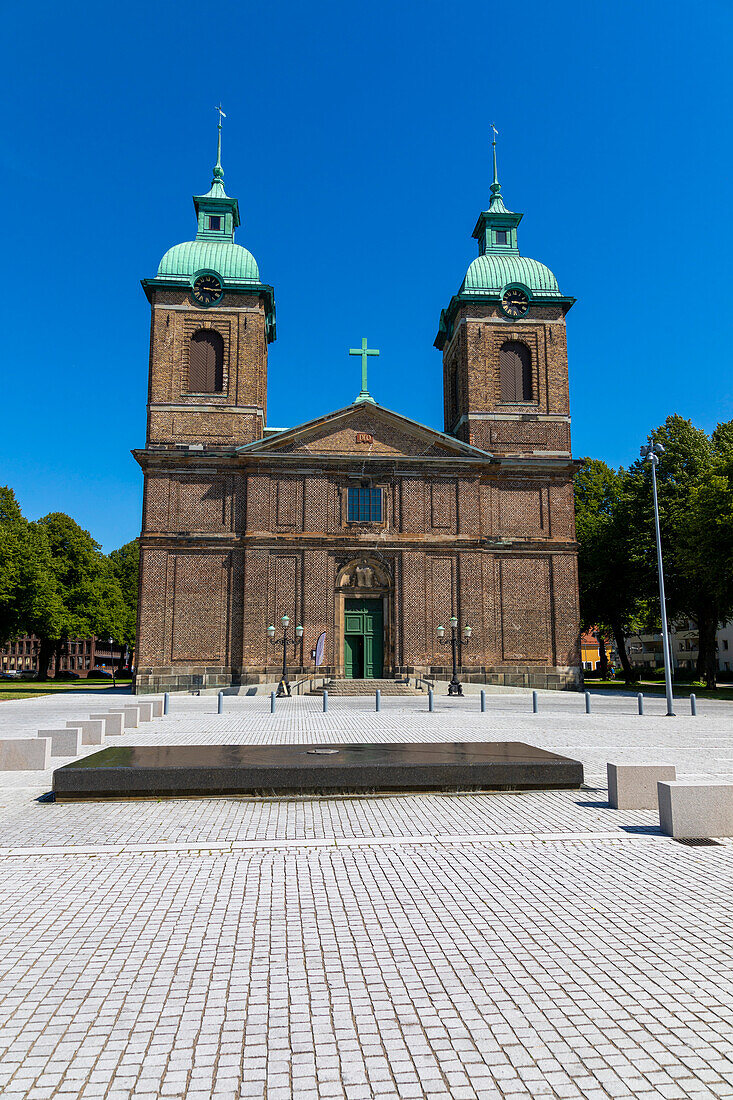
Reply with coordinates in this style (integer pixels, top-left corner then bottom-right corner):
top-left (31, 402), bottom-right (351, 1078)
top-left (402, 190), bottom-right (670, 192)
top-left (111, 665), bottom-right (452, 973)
top-left (66, 719), bottom-right (104, 745)
top-left (658, 781), bottom-right (733, 839)
top-left (607, 763), bottom-right (677, 809)
top-left (0, 738), bottom-right (51, 770)
top-left (89, 713), bottom-right (124, 736)
top-left (136, 702), bottom-right (154, 722)
top-left (150, 699), bottom-right (164, 718)
top-left (120, 706), bottom-right (141, 728)
top-left (38, 728), bottom-right (83, 757)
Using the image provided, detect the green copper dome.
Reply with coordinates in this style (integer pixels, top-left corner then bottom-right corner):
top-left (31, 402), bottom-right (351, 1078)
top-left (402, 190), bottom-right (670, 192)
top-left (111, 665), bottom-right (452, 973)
top-left (434, 138), bottom-right (573, 351)
top-left (156, 240), bottom-right (260, 283)
top-left (462, 254), bottom-right (559, 297)
top-left (143, 119), bottom-right (277, 341)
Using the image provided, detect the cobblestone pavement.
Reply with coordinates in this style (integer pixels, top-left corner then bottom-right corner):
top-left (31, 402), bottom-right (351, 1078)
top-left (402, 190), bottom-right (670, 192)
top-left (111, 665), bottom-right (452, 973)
top-left (1, 693), bottom-right (732, 1098)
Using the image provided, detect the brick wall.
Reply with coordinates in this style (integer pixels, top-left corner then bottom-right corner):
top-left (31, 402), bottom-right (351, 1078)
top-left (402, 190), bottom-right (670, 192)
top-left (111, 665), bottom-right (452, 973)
top-left (136, 445), bottom-right (582, 691)
top-left (442, 303), bottom-right (572, 457)
top-left (146, 288), bottom-right (268, 446)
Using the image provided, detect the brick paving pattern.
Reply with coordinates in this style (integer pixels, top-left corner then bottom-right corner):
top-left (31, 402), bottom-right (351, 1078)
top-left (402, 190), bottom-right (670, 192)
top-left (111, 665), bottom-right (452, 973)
top-left (1, 691), bottom-right (732, 1097)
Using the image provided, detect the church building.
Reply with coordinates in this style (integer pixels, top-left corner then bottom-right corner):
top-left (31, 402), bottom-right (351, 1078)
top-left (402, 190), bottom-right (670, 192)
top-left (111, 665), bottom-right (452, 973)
top-left (134, 125), bottom-right (581, 693)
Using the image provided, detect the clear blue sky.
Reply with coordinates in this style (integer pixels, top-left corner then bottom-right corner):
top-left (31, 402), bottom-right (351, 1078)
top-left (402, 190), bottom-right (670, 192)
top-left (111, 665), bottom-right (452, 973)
top-left (2, 0), bottom-right (731, 551)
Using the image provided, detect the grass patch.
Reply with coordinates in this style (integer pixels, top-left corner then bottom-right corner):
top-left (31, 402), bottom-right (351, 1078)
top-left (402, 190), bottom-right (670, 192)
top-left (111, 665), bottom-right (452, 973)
top-left (584, 678), bottom-right (733, 702)
top-left (0, 679), bottom-right (131, 702)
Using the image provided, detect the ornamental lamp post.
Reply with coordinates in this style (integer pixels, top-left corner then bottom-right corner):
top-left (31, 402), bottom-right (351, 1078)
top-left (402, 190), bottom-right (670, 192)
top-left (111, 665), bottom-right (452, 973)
top-left (640, 440), bottom-right (675, 717)
top-left (267, 614), bottom-right (304, 697)
top-left (437, 615), bottom-right (473, 696)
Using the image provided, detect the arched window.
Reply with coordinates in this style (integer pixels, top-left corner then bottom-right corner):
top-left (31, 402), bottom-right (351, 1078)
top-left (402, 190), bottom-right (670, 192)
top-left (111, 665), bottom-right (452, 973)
top-left (188, 329), bottom-right (224, 392)
top-left (499, 341), bottom-right (532, 402)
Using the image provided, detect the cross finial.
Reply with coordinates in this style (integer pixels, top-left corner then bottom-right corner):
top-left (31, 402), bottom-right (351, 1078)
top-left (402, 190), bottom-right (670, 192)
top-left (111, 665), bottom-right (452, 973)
top-left (349, 337), bottom-right (380, 404)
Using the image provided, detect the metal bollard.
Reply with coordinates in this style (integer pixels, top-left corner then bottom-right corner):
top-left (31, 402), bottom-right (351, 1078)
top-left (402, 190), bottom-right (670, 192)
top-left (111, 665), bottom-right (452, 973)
top-left (480, 689), bottom-right (486, 713)
top-left (163, 692), bottom-right (170, 715)
top-left (690, 693), bottom-right (697, 716)
top-left (323, 690), bottom-right (328, 713)
top-left (376, 689), bottom-right (381, 712)
top-left (428, 690), bottom-right (434, 713)
top-left (270, 691), bottom-right (276, 714)
top-left (585, 691), bottom-right (591, 714)
top-left (532, 690), bottom-right (538, 713)
top-left (217, 691), bottom-right (223, 714)
top-left (637, 693), bottom-right (644, 715)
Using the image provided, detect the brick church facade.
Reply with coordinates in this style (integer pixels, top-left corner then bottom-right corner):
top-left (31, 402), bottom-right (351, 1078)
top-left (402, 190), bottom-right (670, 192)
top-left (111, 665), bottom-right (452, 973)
top-left (134, 129), bottom-right (582, 693)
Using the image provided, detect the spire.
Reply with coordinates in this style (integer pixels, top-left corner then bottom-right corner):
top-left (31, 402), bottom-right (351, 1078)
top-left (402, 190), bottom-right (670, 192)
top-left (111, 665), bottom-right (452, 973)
top-left (206, 104), bottom-right (228, 198)
top-left (488, 123), bottom-right (509, 213)
top-left (471, 125), bottom-right (521, 255)
top-left (193, 107), bottom-right (240, 238)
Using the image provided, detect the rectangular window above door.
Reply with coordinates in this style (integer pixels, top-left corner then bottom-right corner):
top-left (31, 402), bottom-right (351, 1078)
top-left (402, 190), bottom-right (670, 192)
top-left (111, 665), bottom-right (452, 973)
top-left (347, 486), bottom-right (382, 522)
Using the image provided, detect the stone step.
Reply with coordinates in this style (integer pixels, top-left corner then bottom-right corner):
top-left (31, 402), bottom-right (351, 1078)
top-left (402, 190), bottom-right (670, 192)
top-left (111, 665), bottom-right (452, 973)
top-left (309, 679), bottom-right (420, 697)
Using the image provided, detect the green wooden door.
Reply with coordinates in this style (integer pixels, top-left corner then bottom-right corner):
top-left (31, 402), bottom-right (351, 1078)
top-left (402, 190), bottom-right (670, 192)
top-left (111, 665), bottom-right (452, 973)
top-left (344, 635), bottom-right (364, 679)
top-left (344, 599), bottom-right (383, 678)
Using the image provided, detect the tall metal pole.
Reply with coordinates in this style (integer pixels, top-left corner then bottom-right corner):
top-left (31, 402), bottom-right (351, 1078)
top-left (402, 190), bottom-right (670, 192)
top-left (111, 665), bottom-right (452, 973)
top-left (649, 456), bottom-right (675, 716)
top-left (451, 627), bottom-right (459, 692)
top-left (281, 620), bottom-right (288, 690)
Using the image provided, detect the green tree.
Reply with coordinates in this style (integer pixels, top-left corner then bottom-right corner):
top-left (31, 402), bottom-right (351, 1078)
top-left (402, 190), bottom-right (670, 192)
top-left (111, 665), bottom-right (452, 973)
top-left (108, 539), bottom-right (139, 647)
top-left (34, 513), bottom-right (127, 679)
top-left (573, 459), bottom-right (639, 682)
top-left (625, 415), bottom-right (733, 688)
top-left (0, 488), bottom-right (62, 652)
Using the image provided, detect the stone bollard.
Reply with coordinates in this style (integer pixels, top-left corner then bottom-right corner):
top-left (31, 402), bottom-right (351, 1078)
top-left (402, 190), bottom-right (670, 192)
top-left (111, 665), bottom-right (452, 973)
top-left (584, 691), bottom-right (591, 714)
top-left (480, 690), bottom-right (486, 713)
top-left (532, 691), bottom-right (538, 714)
top-left (323, 691), bottom-right (328, 713)
top-left (136, 702), bottom-right (154, 722)
top-left (121, 706), bottom-right (141, 729)
top-left (164, 692), bottom-right (170, 715)
top-left (89, 713), bottom-right (124, 737)
top-left (38, 728), bottom-right (82, 757)
top-left (218, 691), bottom-right (224, 715)
top-left (607, 763), bottom-right (676, 810)
top-left (270, 692), bottom-right (276, 714)
top-left (690, 693), bottom-right (697, 716)
top-left (66, 719), bottom-right (104, 745)
top-left (0, 738), bottom-right (51, 770)
top-left (637, 693), bottom-right (644, 715)
top-left (375, 690), bottom-right (381, 712)
top-left (428, 690), bottom-right (434, 713)
top-left (150, 699), bottom-right (164, 718)
top-left (658, 781), bottom-right (733, 838)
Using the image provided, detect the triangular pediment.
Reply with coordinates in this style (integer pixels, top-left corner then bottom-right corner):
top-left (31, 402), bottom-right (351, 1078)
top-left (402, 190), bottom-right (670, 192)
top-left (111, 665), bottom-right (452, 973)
top-left (237, 403), bottom-right (492, 460)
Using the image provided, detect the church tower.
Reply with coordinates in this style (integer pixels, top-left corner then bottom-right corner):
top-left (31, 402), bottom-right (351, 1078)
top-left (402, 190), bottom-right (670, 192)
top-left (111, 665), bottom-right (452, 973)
top-left (141, 116), bottom-right (275, 448)
top-left (435, 135), bottom-right (574, 458)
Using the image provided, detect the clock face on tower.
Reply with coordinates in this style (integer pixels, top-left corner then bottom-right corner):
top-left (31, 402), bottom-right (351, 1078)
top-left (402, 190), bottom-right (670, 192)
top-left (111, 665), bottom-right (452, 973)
top-left (192, 273), bottom-right (223, 306)
top-left (501, 287), bottom-right (530, 319)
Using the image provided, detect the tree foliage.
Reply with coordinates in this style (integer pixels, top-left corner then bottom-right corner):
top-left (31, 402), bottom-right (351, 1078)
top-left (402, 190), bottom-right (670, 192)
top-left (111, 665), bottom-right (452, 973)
top-left (575, 415), bottom-right (733, 689)
top-left (573, 460), bottom-right (638, 681)
top-left (0, 488), bottom-right (63, 650)
top-left (108, 539), bottom-right (139, 646)
top-left (0, 489), bottom-right (137, 678)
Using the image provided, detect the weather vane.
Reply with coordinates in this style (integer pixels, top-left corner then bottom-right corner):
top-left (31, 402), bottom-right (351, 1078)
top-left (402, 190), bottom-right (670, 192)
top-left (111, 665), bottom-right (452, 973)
top-left (215, 103), bottom-right (227, 126)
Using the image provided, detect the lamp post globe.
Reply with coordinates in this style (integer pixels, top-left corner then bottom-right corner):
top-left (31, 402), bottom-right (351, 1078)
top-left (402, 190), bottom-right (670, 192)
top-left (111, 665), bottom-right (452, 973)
top-left (437, 615), bottom-right (475, 697)
top-left (267, 614), bottom-right (303, 698)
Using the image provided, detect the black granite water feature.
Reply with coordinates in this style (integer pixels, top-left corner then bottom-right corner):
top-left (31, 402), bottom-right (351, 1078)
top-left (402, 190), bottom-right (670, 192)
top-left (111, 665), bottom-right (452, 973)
top-left (52, 741), bottom-right (583, 800)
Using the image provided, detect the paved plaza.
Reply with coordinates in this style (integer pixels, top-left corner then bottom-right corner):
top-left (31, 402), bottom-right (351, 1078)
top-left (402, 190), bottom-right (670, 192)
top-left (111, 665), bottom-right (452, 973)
top-left (1, 690), bottom-right (732, 1098)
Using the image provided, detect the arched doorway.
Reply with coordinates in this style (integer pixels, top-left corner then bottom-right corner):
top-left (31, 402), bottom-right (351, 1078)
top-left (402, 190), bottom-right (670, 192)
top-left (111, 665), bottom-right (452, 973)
top-left (335, 558), bottom-right (391, 679)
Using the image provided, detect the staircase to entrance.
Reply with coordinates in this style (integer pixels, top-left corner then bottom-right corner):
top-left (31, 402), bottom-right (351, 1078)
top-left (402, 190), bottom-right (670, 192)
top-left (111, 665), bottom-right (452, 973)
top-left (309, 679), bottom-right (420, 697)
